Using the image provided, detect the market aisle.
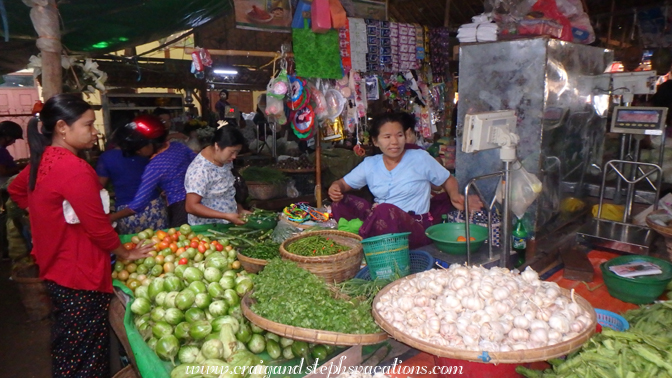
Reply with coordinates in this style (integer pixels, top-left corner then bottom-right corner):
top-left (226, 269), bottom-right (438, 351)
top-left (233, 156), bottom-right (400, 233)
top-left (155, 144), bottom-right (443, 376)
top-left (0, 261), bottom-right (51, 378)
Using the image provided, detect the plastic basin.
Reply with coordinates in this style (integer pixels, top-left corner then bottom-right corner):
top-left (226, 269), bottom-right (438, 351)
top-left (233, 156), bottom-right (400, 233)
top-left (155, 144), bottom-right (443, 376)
top-left (425, 223), bottom-right (488, 255)
top-left (600, 255), bottom-right (672, 304)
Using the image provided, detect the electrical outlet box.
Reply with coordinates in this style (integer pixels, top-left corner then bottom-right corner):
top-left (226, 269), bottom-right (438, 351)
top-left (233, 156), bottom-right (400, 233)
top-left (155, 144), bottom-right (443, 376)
top-left (462, 110), bottom-right (517, 153)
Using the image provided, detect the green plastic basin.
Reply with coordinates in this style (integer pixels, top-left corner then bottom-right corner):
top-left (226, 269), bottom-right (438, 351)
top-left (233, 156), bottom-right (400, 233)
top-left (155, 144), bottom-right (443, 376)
top-left (425, 222), bottom-right (489, 255)
top-left (600, 255), bottom-right (672, 304)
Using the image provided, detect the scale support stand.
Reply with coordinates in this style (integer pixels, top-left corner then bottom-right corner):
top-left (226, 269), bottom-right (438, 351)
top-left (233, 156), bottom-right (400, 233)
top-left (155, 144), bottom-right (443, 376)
top-left (576, 106), bottom-right (667, 254)
top-left (463, 110), bottom-right (519, 268)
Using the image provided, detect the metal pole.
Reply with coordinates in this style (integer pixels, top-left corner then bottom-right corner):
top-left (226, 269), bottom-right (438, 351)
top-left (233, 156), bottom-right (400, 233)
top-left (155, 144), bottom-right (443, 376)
top-left (623, 135), bottom-right (642, 222)
top-left (315, 134), bottom-right (322, 208)
top-left (614, 133), bottom-right (628, 204)
top-left (501, 161), bottom-right (512, 269)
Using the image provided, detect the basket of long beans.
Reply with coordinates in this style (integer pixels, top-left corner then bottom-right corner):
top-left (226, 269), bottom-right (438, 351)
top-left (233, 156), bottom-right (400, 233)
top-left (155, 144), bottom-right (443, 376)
top-left (280, 230), bottom-right (363, 283)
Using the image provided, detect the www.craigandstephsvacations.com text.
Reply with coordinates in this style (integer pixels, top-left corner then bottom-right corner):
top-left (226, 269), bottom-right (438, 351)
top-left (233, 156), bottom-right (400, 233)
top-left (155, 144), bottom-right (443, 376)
top-left (183, 357), bottom-right (464, 377)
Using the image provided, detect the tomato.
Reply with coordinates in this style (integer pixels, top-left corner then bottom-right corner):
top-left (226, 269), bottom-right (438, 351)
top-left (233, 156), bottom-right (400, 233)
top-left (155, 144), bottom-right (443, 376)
top-left (126, 263), bottom-right (137, 273)
top-left (167, 228), bottom-right (177, 236)
top-left (171, 234), bottom-right (179, 242)
top-left (123, 242), bottom-right (136, 251)
top-left (231, 261), bottom-right (241, 270)
top-left (149, 251), bottom-right (157, 257)
top-left (158, 241), bottom-right (170, 250)
top-left (169, 243), bottom-right (178, 253)
top-left (155, 255), bottom-right (165, 265)
top-left (175, 248), bottom-right (186, 256)
top-left (117, 270), bottom-right (130, 281)
top-left (156, 230), bottom-right (168, 240)
top-left (178, 258), bottom-right (188, 265)
top-left (165, 254), bottom-right (176, 263)
top-left (179, 224), bottom-right (192, 235)
top-left (111, 271), bottom-right (118, 279)
top-left (154, 244), bottom-right (162, 251)
top-left (114, 261), bottom-right (125, 272)
top-left (197, 244), bottom-right (207, 253)
top-left (162, 236), bottom-right (171, 243)
top-left (126, 278), bottom-right (141, 290)
top-left (130, 236), bottom-right (141, 244)
top-left (151, 236), bottom-right (161, 244)
top-left (190, 241), bottom-right (199, 248)
top-left (178, 235), bottom-right (187, 241)
top-left (215, 244), bottom-right (224, 252)
top-left (163, 262), bottom-right (175, 273)
top-left (224, 245), bottom-right (233, 252)
top-left (456, 236), bottom-right (467, 242)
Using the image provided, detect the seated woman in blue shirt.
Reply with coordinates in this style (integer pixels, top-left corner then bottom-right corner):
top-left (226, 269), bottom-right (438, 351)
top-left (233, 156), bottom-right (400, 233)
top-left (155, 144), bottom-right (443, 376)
top-left (328, 112), bottom-right (481, 249)
top-left (185, 123), bottom-right (248, 226)
top-left (110, 115), bottom-right (196, 228)
top-left (96, 126), bottom-right (167, 234)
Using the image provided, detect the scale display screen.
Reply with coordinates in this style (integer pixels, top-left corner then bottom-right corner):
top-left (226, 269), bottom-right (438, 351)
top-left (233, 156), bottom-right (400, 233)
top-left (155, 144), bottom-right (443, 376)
top-left (610, 106), bottom-right (667, 135)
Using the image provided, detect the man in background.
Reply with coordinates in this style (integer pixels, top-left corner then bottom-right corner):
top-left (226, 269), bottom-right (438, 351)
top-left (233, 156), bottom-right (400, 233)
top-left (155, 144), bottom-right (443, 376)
top-left (215, 89), bottom-right (231, 120)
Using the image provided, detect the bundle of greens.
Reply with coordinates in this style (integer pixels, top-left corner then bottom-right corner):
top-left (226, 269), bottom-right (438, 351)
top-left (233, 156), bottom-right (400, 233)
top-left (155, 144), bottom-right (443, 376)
top-left (251, 260), bottom-right (381, 334)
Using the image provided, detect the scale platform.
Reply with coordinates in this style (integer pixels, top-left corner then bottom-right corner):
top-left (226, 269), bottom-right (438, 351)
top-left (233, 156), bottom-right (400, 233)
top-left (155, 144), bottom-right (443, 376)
top-left (576, 219), bottom-right (653, 254)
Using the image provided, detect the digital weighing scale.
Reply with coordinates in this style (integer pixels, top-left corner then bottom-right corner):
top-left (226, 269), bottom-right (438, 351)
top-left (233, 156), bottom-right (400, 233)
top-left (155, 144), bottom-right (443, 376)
top-left (576, 106), bottom-right (667, 254)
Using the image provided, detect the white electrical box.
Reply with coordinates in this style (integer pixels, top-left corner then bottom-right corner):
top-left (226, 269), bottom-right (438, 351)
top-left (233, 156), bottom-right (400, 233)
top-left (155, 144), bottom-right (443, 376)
top-left (462, 110), bottom-right (517, 153)
top-left (609, 71), bottom-right (658, 95)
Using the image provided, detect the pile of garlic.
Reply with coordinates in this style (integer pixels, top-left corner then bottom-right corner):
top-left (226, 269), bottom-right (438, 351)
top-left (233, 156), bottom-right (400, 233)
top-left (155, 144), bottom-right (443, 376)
top-left (375, 265), bottom-right (593, 352)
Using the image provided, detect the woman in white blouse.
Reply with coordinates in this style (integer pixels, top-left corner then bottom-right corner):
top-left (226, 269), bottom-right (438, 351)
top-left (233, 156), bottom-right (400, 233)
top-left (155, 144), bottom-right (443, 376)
top-left (184, 123), bottom-right (248, 225)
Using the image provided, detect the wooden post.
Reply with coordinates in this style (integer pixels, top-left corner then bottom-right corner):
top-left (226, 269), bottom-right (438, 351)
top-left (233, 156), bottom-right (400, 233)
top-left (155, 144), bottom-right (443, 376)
top-left (315, 133), bottom-right (322, 208)
top-left (25, 0), bottom-right (62, 99)
top-left (607, 0), bottom-right (616, 47)
top-left (444, 0), bottom-right (451, 28)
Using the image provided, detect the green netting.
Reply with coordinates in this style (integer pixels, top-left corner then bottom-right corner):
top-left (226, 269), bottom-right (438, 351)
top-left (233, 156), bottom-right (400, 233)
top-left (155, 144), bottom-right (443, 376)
top-left (292, 23), bottom-right (343, 79)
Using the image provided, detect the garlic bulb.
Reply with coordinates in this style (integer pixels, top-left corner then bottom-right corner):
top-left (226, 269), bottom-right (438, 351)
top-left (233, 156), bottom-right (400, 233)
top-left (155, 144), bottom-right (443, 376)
top-left (521, 267), bottom-right (539, 283)
top-left (509, 328), bottom-right (530, 341)
top-left (549, 314), bottom-right (570, 333)
top-left (492, 287), bottom-right (509, 301)
top-left (513, 315), bottom-right (530, 329)
top-left (529, 328), bottom-right (548, 344)
top-left (461, 296), bottom-right (484, 311)
top-left (530, 319), bottom-right (549, 331)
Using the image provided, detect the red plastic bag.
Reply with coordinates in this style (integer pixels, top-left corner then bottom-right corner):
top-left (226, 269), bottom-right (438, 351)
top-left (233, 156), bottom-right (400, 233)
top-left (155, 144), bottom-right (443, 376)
top-left (530, 0), bottom-right (573, 42)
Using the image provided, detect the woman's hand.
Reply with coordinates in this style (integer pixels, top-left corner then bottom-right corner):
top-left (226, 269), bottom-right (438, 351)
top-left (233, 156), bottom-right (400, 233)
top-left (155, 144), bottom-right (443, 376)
top-left (120, 243), bottom-right (154, 261)
top-left (328, 181), bottom-right (344, 202)
top-left (226, 213), bottom-right (247, 225)
top-left (449, 194), bottom-right (484, 211)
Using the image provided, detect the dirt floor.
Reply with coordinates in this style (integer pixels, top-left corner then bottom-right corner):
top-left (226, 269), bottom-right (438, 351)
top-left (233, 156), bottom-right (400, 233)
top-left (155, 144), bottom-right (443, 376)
top-left (0, 260), bottom-right (51, 378)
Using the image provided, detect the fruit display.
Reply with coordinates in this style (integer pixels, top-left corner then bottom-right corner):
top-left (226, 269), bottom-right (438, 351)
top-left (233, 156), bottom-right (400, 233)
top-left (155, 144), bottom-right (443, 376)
top-left (114, 224), bottom-right (334, 377)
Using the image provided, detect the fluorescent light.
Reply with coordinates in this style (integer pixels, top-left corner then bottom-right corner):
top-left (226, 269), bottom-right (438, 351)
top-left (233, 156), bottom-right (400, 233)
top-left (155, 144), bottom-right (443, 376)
top-left (214, 69), bottom-right (238, 75)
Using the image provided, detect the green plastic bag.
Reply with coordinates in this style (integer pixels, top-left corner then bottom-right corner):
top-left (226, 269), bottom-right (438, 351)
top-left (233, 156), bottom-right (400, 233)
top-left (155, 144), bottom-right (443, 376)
top-left (113, 280), bottom-right (172, 378)
top-left (292, 22), bottom-right (343, 79)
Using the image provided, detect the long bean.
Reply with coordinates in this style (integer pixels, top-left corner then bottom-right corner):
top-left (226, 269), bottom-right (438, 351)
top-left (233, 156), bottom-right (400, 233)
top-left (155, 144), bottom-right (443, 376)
top-left (286, 236), bottom-right (347, 256)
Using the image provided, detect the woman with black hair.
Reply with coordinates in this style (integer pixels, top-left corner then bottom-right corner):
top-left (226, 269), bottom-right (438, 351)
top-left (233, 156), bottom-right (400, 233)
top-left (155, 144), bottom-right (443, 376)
top-left (96, 126), bottom-right (168, 234)
top-left (7, 94), bottom-right (152, 378)
top-left (110, 115), bottom-right (196, 227)
top-left (185, 123), bottom-right (248, 225)
top-left (328, 112), bottom-right (482, 249)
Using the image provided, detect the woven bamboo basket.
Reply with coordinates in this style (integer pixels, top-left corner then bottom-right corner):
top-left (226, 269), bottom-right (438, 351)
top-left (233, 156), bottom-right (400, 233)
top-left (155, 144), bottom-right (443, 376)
top-left (11, 264), bottom-right (53, 321)
top-left (646, 211), bottom-right (672, 259)
top-left (236, 252), bottom-right (270, 274)
top-left (241, 294), bottom-right (388, 345)
top-left (372, 275), bottom-right (597, 364)
top-left (279, 230), bottom-right (363, 283)
top-left (247, 181), bottom-right (286, 200)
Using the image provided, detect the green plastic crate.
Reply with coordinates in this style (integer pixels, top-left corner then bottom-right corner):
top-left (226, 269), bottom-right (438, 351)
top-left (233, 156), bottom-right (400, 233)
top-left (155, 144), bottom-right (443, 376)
top-left (360, 232), bottom-right (411, 280)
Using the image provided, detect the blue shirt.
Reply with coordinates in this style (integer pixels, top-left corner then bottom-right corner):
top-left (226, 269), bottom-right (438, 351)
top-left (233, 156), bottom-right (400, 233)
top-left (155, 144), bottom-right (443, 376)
top-left (343, 149), bottom-right (450, 214)
top-left (185, 153), bottom-right (237, 225)
top-left (128, 141), bottom-right (196, 212)
top-left (96, 149), bottom-right (155, 206)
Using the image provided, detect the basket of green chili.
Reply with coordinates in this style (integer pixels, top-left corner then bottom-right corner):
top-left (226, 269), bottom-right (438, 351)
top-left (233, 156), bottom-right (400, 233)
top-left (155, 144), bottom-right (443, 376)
top-left (280, 230), bottom-right (363, 283)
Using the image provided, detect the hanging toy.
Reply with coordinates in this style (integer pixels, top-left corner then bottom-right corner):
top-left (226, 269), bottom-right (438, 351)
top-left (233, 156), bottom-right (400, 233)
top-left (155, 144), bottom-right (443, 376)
top-left (325, 88), bottom-right (347, 121)
top-left (265, 69), bottom-right (290, 125)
